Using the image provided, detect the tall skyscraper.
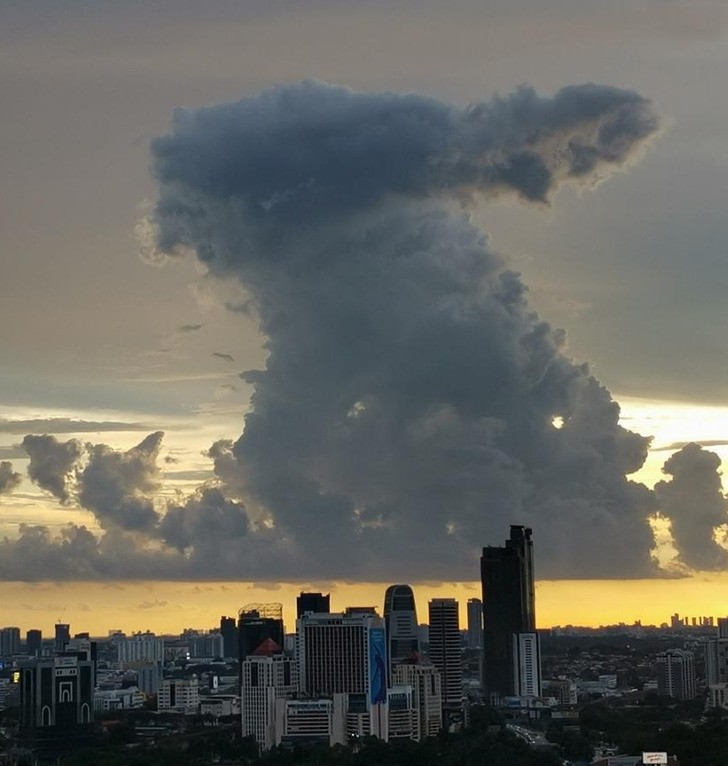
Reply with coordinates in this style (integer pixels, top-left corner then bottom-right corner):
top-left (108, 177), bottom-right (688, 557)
top-left (383, 584), bottom-right (419, 682)
top-left (297, 592), bottom-right (330, 618)
top-left (466, 599), bottom-right (483, 650)
top-left (427, 599), bottom-right (462, 717)
top-left (481, 525), bottom-right (539, 700)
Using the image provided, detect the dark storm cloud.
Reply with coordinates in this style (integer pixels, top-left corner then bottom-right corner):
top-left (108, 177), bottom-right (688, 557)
top-left (211, 352), bottom-right (235, 362)
top-left (22, 434), bottom-right (83, 502)
top-left (78, 432), bottom-right (163, 532)
top-left (138, 81), bottom-right (665, 580)
top-left (0, 461), bottom-right (21, 496)
top-left (158, 486), bottom-right (249, 552)
top-left (0, 418), bottom-right (156, 434)
top-left (22, 432), bottom-right (163, 532)
top-left (178, 323), bottom-right (204, 332)
top-left (654, 443), bottom-right (728, 570)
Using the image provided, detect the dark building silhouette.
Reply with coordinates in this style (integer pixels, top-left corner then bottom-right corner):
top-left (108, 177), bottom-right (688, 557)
top-left (54, 623), bottom-right (70, 654)
top-left (383, 584), bottom-right (419, 682)
top-left (296, 591), bottom-right (330, 618)
top-left (20, 655), bottom-right (94, 756)
top-left (26, 629), bottom-right (42, 657)
top-left (220, 616), bottom-right (237, 659)
top-left (427, 598), bottom-right (462, 720)
top-left (481, 525), bottom-right (537, 700)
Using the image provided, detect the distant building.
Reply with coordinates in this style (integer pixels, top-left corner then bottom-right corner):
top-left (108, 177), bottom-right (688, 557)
top-left (657, 649), bottom-right (696, 700)
top-left (54, 624), bottom-right (70, 653)
top-left (427, 598), bottom-right (462, 719)
top-left (466, 599), bottom-right (483, 650)
top-left (158, 677), bottom-right (199, 713)
top-left (296, 592), bottom-right (330, 618)
top-left (387, 685), bottom-right (418, 740)
top-left (220, 616), bottom-right (238, 659)
top-left (384, 585), bottom-right (419, 682)
top-left (0, 627), bottom-right (21, 657)
top-left (26, 629), bottom-right (42, 657)
top-left (187, 632), bottom-right (224, 659)
top-left (513, 632), bottom-right (541, 697)
top-left (117, 632), bottom-right (165, 666)
top-left (137, 663), bottom-right (162, 696)
top-left (274, 697), bottom-right (346, 747)
top-left (481, 526), bottom-right (539, 701)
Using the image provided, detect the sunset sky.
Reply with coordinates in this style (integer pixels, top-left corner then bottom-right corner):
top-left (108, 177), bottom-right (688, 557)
top-left (2, 0), bottom-right (728, 636)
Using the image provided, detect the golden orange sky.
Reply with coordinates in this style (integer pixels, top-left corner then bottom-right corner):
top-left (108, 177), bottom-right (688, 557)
top-left (2, 576), bottom-right (727, 636)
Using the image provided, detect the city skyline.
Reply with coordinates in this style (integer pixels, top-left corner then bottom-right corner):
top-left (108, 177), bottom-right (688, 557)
top-left (2, 1), bottom-right (728, 628)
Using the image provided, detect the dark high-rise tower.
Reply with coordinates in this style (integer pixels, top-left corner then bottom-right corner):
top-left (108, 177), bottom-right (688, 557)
top-left (383, 584), bottom-right (419, 682)
top-left (296, 592), bottom-right (330, 618)
top-left (427, 598), bottom-right (462, 717)
top-left (237, 604), bottom-right (284, 690)
top-left (481, 525), bottom-right (537, 699)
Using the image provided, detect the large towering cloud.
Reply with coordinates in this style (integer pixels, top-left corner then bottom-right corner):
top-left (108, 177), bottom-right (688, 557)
top-left (655, 444), bottom-right (728, 570)
top-left (0, 461), bottom-right (21, 497)
top-left (138, 81), bottom-right (663, 579)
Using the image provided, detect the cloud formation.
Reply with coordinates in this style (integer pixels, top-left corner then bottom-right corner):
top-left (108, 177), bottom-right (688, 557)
top-left (140, 81), bottom-right (662, 579)
top-left (0, 461), bottom-right (21, 496)
top-left (1, 418), bottom-right (156, 434)
top-left (22, 434), bottom-right (83, 502)
top-left (9, 80), bottom-right (723, 582)
top-left (654, 443), bottom-right (728, 570)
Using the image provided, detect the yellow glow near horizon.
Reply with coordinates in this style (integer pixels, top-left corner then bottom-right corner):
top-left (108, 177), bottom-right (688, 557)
top-left (2, 576), bottom-right (728, 636)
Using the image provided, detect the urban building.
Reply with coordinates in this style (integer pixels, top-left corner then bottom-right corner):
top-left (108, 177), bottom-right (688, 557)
top-left (0, 626), bottom-right (21, 657)
top-left (187, 631), bottom-right (224, 659)
top-left (383, 584), bottom-right (419, 682)
top-left (392, 656), bottom-right (442, 739)
top-left (387, 685), bottom-right (418, 740)
top-left (657, 649), bottom-right (696, 700)
top-left (427, 598), bottom-right (462, 719)
top-left (274, 697), bottom-right (346, 747)
top-left (26, 629), bottom-right (42, 657)
top-left (513, 632), bottom-right (541, 697)
top-left (297, 592), bottom-right (330, 618)
top-left (466, 599), bottom-right (483, 650)
top-left (117, 632), bottom-right (165, 666)
top-left (241, 640), bottom-right (297, 750)
top-left (238, 604), bottom-right (285, 660)
top-left (296, 610), bottom-right (387, 703)
top-left (19, 655), bottom-right (94, 753)
top-left (137, 663), bottom-right (162, 696)
top-left (220, 615), bottom-right (237, 659)
top-left (54, 623), bottom-right (70, 653)
top-left (481, 526), bottom-right (538, 701)
top-left (158, 677), bottom-right (200, 713)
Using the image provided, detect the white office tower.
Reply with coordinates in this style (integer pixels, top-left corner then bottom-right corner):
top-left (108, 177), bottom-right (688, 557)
top-left (513, 632), bottom-right (541, 697)
top-left (296, 611), bottom-right (387, 701)
top-left (297, 610), bottom-right (388, 740)
top-left (117, 632), bottom-right (165, 667)
top-left (158, 677), bottom-right (199, 713)
top-left (392, 657), bottom-right (442, 739)
top-left (427, 599), bottom-right (463, 718)
top-left (705, 631), bottom-right (728, 686)
top-left (657, 649), bottom-right (696, 700)
top-left (241, 641), bottom-right (297, 751)
top-left (466, 599), bottom-right (483, 650)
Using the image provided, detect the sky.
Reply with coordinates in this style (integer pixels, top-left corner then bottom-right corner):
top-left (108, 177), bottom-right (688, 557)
top-left (1, 0), bottom-right (728, 635)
